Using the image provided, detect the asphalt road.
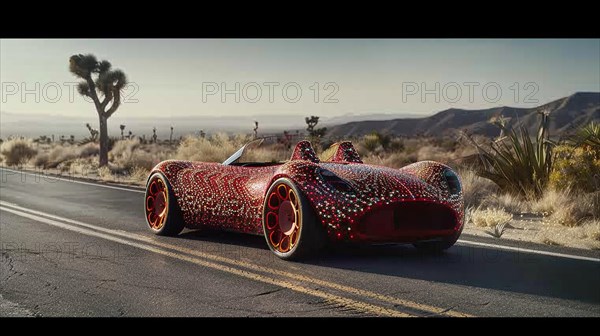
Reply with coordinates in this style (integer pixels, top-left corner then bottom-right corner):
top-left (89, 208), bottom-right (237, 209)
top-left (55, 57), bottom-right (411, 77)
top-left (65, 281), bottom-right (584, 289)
top-left (0, 167), bottom-right (599, 317)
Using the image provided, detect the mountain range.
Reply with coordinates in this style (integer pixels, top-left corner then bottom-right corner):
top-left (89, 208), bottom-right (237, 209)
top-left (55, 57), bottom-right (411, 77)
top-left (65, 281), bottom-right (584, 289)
top-left (1, 92), bottom-right (598, 139)
top-left (327, 92), bottom-right (600, 138)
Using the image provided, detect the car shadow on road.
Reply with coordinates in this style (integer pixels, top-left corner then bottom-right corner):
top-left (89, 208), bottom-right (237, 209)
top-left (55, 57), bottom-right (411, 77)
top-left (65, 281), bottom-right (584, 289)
top-left (312, 243), bottom-right (600, 305)
top-left (177, 229), bottom-right (269, 249)
top-left (175, 229), bottom-right (600, 305)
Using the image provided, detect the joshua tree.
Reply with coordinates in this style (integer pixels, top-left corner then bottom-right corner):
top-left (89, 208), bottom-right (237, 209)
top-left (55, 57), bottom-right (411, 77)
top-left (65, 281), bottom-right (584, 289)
top-left (253, 121), bottom-right (259, 139)
top-left (199, 130), bottom-right (206, 138)
top-left (69, 54), bottom-right (127, 166)
top-left (85, 123), bottom-right (99, 141)
top-left (152, 127), bottom-right (158, 143)
top-left (128, 130), bottom-right (133, 139)
top-left (170, 126), bottom-right (174, 144)
top-left (305, 116), bottom-right (327, 139)
top-left (70, 135), bottom-right (75, 144)
top-left (120, 124), bottom-right (126, 140)
top-left (281, 130), bottom-right (292, 149)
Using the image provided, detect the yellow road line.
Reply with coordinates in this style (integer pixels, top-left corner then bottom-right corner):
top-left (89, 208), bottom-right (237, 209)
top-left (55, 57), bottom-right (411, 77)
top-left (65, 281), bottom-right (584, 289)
top-left (0, 200), bottom-right (472, 317)
top-left (0, 205), bottom-right (409, 317)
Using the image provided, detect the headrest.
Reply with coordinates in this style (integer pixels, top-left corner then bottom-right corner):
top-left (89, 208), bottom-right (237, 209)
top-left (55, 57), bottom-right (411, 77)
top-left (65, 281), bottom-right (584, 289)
top-left (290, 140), bottom-right (320, 163)
top-left (321, 141), bottom-right (362, 163)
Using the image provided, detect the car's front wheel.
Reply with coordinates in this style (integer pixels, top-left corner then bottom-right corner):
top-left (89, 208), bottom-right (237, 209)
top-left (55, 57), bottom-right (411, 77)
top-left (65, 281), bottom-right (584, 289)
top-left (262, 178), bottom-right (325, 260)
top-left (144, 172), bottom-right (185, 236)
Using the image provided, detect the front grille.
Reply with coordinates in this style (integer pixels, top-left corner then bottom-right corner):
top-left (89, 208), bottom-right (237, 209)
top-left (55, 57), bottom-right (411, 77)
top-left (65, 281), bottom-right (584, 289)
top-left (357, 202), bottom-right (457, 241)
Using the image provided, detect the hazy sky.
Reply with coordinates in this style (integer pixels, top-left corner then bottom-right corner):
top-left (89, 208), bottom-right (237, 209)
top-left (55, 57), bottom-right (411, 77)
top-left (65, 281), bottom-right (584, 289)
top-left (1, 39), bottom-right (598, 119)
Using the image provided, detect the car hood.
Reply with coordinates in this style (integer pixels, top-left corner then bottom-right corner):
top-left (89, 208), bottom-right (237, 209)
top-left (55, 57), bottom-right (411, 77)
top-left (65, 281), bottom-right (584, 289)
top-left (316, 162), bottom-right (444, 201)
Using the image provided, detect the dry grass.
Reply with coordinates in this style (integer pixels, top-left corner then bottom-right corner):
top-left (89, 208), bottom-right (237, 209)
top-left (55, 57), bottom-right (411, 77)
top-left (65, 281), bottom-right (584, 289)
top-left (130, 166), bottom-right (150, 183)
top-left (468, 206), bottom-right (513, 228)
top-left (97, 166), bottom-right (114, 181)
top-left (34, 143), bottom-right (99, 168)
top-left (176, 133), bottom-right (288, 163)
top-left (529, 189), bottom-right (598, 227)
top-left (541, 237), bottom-right (563, 246)
top-left (0, 138), bottom-right (38, 166)
top-left (109, 138), bottom-right (173, 172)
top-left (362, 152), bottom-right (418, 168)
top-left (479, 193), bottom-right (528, 214)
top-left (68, 158), bottom-right (98, 176)
top-left (458, 169), bottom-right (500, 208)
top-left (176, 133), bottom-right (244, 163)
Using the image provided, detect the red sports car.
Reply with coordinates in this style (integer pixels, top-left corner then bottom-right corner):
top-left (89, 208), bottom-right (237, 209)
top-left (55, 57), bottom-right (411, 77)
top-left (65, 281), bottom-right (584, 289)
top-left (144, 140), bottom-right (464, 259)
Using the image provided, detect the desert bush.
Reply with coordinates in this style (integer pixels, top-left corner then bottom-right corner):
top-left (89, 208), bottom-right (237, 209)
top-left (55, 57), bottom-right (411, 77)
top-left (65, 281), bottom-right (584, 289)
top-left (361, 134), bottom-right (382, 153)
top-left (526, 188), bottom-right (598, 227)
top-left (189, 134), bottom-right (287, 163)
top-left (97, 166), bottom-right (114, 181)
top-left (109, 138), bottom-right (141, 161)
top-left (0, 138), bottom-right (38, 166)
top-left (48, 145), bottom-right (80, 167)
top-left (549, 144), bottom-right (600, 193)
top-left (130, 166), bottom-right (150, 183)
top-left (109, 139), bottom-right (172, 172)
top-left (362, 151), bottom-right (418, 168)
top-left (468, 206), bottom-right (513, 228)
top-left (571, 122), bottom-right (600, 149)
top-left (416, 145), bottom-right (455, 163)
top-left (33, 143), bottom-right (100, 169)
top-left (549, 191), bottom-right (598, 227)
top-left (480, 193), bottom-right (528, 214)
top-left (79, 143), bottom-right (100, 157)
top-left (32, 152), bottom-right (50, 168)
top-left (68, 158), bottom-right (98, 176)
top-left (458, 169), bottom-right (499, 208)
top-left (176, 134), bottom-right (236, 162)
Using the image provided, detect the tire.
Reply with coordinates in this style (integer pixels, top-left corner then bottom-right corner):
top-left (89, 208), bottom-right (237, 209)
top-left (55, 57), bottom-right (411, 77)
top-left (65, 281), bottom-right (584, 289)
top-left (144, 172), bottom-right (185, 236)
top-left (262, 178), bottom-right (326, 260)
top-left (413, 225), bottom-right (463, 253)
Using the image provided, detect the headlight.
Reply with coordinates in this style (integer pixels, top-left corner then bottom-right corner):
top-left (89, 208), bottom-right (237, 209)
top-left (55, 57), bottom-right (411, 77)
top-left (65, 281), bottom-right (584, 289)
top-left (443, 169), bottom-right (462, 195)
top-left (317, 168), bottom-right (354, 193)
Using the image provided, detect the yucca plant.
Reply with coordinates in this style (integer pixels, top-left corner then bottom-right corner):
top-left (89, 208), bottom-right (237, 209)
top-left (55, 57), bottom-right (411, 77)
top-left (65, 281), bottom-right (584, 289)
top-left (465, 110), bottom-right (554, 198)
top-left (572, 122), bottom-right (600, 150)
top-left (485, 222), bottom-right (509, 239)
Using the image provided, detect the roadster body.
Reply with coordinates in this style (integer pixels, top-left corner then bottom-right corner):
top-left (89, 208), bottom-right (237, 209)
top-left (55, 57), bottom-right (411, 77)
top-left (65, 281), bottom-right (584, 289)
top-left (144, 140), bottom-right (464, 259)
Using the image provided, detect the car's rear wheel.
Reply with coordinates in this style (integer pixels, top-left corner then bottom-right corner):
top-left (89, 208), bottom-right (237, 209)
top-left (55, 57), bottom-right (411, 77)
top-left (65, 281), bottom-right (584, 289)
top-left (413, 226), bottom-right (462, 253)
top-left (145, 172), bottom-right (184, 236)
top-left (262, 178), bottom-right (325, 260)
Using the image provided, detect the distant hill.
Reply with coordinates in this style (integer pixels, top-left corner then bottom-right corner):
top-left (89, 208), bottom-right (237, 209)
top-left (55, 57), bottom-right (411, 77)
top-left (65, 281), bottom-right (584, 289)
top-left (0, 111), bottom-right (421, 139)
top-left (326, 92), bottom-right (600, 138)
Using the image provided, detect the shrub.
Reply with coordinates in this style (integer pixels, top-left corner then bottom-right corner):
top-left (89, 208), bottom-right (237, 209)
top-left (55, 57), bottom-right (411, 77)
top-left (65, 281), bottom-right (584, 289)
top-left (362, 151), bottom-right (418, 168)
top-left (0, 138), bottom-right (38, 166)
top-left (571, 122), bottom-right (600, 149)
top-left (130, 166), bottom-right (150, 183)
top-left (176, 134), bottom-right (237, 163)
top-left (549, 144), bottom-right (600, 193)
top-left (465, 110), bottom-right (553, 198)
top-left (458, 169), bottom-right (500, 208)
top-left (46, 145), bottom-right (79, 168)
top-left (32, 152), bottom-right (50, 168)
top-left (468, 206), bottom-right (513, 228)
top-left (361, 134), bottom-right (382, 153)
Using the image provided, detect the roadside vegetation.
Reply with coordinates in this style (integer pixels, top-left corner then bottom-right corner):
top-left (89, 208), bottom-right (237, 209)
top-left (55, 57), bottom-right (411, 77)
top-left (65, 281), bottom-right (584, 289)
top-left (1, 115), bottom-right (598, 249)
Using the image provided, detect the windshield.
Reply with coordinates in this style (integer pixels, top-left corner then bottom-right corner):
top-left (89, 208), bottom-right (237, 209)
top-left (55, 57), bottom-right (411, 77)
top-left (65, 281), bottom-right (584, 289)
top-left (222, 139), bottom-right (264, 165)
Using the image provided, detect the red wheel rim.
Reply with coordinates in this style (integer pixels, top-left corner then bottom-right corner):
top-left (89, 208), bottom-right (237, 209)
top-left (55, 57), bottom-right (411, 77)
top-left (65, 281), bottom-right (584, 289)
top-left (145, 177), bottom-right (169, 230)
top-left (265, 183), bottom-right (301, 253)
